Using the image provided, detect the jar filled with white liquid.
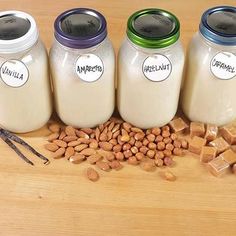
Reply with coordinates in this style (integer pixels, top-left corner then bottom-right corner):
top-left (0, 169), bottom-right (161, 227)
top-left (0, 11), bottom-right (52, 133)
top-left (50, 8), bottom-right (115, 128)
top-left (117, 9), bottom-right (184, 129)
top-left (182, 6), bottom-right (236, 126)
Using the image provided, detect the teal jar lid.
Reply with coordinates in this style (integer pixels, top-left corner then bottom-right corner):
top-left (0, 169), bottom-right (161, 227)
top-left (127, 8), bottom-right (180, 48)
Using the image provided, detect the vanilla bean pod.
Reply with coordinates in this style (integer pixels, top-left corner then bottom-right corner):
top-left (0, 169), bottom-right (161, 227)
top-left (1, 135), bottom-right (34, 165)
top-left (2, 129), bottom-right (50, 165)
top-left (0, 128), bottom-right (50, 165)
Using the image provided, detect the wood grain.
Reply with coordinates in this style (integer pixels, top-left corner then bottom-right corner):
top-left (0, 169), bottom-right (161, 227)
top-left (0, 0), bottom-right (236, 235)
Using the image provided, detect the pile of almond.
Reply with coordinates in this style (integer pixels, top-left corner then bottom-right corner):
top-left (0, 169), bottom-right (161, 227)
top-left (45, 117), bottom-right (188, 181)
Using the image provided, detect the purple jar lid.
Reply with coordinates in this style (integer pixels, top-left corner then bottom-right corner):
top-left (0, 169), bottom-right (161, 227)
top-left (54, 8), bottom-right (107, 49)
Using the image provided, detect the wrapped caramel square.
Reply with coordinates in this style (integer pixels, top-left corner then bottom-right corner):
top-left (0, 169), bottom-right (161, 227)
top-left (200, 146), bottom-right (217, 163)
top-left (219, 149), bottom-right (236, 165)
top-left (207, 156), bottom-right (230, 177)
top-left (209, 137), bottom-right (230, 154)
top-left (169, 118), bottom-right (188, 133)
top-left (190, 122), bottom-right (205, 138)
top-left (189, 136), bottom-right (206, 155)
top-left (205, 124), bottom-right (218, 142)
top-left (221, 124), bottom-right (236, 145)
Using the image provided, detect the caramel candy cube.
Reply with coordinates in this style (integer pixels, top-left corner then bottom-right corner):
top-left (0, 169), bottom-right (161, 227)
top-left (209, 137), bottom-right (230, 154)
top-left (188, 136), bottom-right (207, 155)
top-left (205, 124), bottom-right (218, 142)
top-left (169, 118), bottom-right (188, 133)
top-left (219, 149), bottom-right (236, 165)
top-left (207, 156), bottom-right (230, 177)
top-left (221, 124), bottom-right (236, 145)
top-left (200, 146), bottom-right (217, 163)
top-left (190, 122), bottom-right (205, 138)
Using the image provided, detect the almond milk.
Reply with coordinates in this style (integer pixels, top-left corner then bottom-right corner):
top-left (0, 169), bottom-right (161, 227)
top-left (0, 11), bottom-right (52, 133)
top-left (50, 8), bottom-right (115, 128)
top-left (182, 6), bottom-right (236, 126)
top-left (118, 9), bottom-right (184, 129)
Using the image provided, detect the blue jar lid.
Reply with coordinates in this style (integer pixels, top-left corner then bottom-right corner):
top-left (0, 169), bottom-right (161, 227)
top-left (54, 8), bottom-right (107, 49)
top-left (199, 6), bottom-right (236, 45)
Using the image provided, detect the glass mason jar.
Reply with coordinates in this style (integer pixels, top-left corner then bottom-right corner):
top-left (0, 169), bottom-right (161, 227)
top-left (50, 8), bottom-right (115, 128)
top-left (0, 11), bottom-right (52, 133)
top-left (182, 6), bottom-right (236, 126)
top-left (118, 9), bottom-right (184, 129)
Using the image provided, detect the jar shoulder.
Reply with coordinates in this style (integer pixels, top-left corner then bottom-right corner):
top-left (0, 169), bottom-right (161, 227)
top-left (189, 32), bottom-right (236, 55)
top-left (119, 38), bottom-right (184, 63)
top-left (50, 37), bottom-right (114, 61)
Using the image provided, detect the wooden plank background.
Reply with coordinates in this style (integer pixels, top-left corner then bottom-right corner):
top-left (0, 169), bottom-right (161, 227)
top-left (0, 0), bottom-right (236, 235)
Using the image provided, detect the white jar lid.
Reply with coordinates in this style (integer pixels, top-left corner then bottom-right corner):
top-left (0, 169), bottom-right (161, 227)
top-left (0, 10), bottom-right (39, 53)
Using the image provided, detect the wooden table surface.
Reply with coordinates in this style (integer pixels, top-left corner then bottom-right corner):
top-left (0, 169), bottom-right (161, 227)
top-left (1, 0), bottom-right (236, 235)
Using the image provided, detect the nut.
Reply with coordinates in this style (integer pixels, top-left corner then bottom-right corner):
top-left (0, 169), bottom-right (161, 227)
top-left (87, 154), bottom-right (102, 164)
top-left (86, 167), bottom-right (99, 182)
top-left (51, 147), bottom-right (65, 159)
top-left (109, 160), bottom-right (123, 170)
top-left (74, 144), bottom-right (88, 152)
top-left (48, 133), bottom-right (59, 142)
top-left (99, 142), bottom-right (113, 151)
top-left (65, 146), bottom-right (75, 159)
top-left (48, 124), bottom-right (60, 133)
top-left (44, 143), bottom-right (59, 152)
top-left (53, 140), bottom-right (67, 148)
top-left (80, 148), bottom-right (96, 156)
top-left (96, 161), bottom-right (110, 171)
top-left (140, 159), bottom-right (156, 171)
top-left (65, 126), bottom-right (76, 136)
top-left (128, 156), bottom-right (138, 165)
top-left (69, 154), bottom-right (85, 164)
top-left (163, 171), bottom-right (176, 181)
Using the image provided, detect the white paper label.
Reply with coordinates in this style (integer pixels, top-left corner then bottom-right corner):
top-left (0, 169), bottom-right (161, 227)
top-left (75, 54), bottom-right (104, 82)
top-left (0, 60), bottom-right (29, 88)
top-left (210, 52), bottom-right (236, 80)
top-left (142, 54), bottom-right (172, 82)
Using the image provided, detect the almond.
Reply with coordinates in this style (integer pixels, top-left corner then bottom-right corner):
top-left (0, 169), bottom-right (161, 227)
top-left (48, 124), bottom-right (60, 133)
top-left (77, 138), bottom-right (90, 144)
top-left (65, 126), bottom-right (76, 136)
top-left (51, 147), bottom-right (65, 159)
top-left (44, 143), bottom-right (59, 152)
top-left (112, 130), bottom-right (120, 139)
top-left (95, 127), bottom-right (100, 141)
top-left (76, 130), bottom-right (89, 139)
top-left (47, 133), bottom-right (59, 142)
top-left (123, 122), bottom-right (132, 132)
top-left (80, 148), bottom-right (96, 156)
top-left (68, 141), bottom-right (80, 147)
top-left (108, 121), bottom-right (115, 131)
top-left (87, 154), bottom-right (102, 164)
top-left (69, 154), bottom-right (85, 164)
top-left (80, 128), bottom-right (93, 135)
top-left (96, 161), bottom-right (110, 171)
top-left (99, 142), bottom-right (113, 151)
top-left (97, 149), bottom-right (114, 161)
top-left (63, 135), bottom-right (77, 142)
top-left (74, 144), bottom-right (88, 152)
top-left (112, 124), bottom-right (120, 133)
top-left (59, 131), bottom-right (66, 140)
top-left (89, 140), bottom-right (98, 149)
top-left (109, 160), bottom-right (123, 170)
top-left (131, 127), bottom-right (143, 133)
top-left (53, 139), bottom-right (67, 148)
top-left (65, 147), bottom-right (75, 159)
top-left (86, 167), bottom-right (99, 182)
